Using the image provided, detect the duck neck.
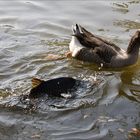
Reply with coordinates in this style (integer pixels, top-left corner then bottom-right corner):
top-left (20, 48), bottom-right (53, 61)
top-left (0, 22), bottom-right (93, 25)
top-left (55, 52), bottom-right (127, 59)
top-left (127, 37), bottom-right (140, 55)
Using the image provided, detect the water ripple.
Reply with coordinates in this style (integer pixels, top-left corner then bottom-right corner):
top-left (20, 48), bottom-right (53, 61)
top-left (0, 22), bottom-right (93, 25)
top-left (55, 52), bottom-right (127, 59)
top-left (0, 1), bottom-right (140, 140)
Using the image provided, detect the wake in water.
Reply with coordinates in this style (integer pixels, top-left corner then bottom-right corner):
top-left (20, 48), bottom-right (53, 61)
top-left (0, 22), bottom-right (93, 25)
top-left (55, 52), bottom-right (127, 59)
top-left (0, 74), bottom-right (105, 113)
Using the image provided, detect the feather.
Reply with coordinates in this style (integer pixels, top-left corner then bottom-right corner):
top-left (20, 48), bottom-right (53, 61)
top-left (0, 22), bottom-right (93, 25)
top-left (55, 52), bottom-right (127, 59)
top-left (31, 78), bottom-right (44, 88)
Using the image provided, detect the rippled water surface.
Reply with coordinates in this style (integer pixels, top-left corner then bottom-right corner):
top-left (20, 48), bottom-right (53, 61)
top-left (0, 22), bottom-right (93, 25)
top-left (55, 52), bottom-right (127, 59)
top-left (0, 0), bottom-right (140, 140)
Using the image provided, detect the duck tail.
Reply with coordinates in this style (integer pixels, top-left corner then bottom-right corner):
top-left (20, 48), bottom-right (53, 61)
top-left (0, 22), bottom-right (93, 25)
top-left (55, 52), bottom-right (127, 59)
top-left (72, 24), bottom-right (83, 36)
top-left (31, 77), bottom-right (44, 88)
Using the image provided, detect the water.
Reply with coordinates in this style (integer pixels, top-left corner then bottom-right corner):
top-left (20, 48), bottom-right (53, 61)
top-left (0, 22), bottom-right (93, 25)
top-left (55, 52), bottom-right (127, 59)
top-left (0, 0), bottom-right (140, 140)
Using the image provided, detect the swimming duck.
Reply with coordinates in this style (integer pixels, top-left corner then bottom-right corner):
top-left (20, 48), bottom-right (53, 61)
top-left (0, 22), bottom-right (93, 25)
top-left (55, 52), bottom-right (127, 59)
top-left (29, 77), bottom-right (77, 99)
top-left (69, 24), bottom-right (140, 68)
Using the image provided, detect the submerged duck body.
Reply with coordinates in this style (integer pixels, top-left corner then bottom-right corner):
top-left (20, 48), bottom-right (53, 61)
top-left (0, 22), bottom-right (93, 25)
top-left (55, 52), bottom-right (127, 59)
top-left (29, 77), bottom-right (77, 99)
top-left (69, 24), bottom-right (140, 68)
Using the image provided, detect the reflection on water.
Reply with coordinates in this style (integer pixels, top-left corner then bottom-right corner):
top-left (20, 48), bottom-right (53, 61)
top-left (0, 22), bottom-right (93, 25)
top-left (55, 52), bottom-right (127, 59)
top-left (0, 0), bottom-right (140, 140)
top-left (120, 60), bottom-right (140, 103)
top-left (114, 20), bottom-right (140, 29)
top-left (113, 2), bottom-right (129, 14)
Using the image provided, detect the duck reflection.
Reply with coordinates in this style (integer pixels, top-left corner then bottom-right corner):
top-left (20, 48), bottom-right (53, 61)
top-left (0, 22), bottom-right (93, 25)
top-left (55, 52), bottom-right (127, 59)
top-left (119, 59), bottom-right (140, 103)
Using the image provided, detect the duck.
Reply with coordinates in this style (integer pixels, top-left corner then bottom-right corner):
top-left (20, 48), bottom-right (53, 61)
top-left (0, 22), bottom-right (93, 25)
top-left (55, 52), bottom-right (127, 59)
top-left (68, 24), bottom-right (140, 68)
top-left (29, 77), bottom-right (77, 99)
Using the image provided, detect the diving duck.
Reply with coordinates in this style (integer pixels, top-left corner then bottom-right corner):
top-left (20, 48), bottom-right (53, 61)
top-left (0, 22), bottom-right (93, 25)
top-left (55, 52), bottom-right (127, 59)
top-left (29, 77), bottom-right (77, 99)
top-left (69, 24), bottom-right (140, 68)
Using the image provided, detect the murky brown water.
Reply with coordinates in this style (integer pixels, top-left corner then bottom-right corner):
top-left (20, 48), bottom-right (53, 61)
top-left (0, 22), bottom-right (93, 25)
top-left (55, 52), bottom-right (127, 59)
top-left (0, 0), bottom-right (140, 140)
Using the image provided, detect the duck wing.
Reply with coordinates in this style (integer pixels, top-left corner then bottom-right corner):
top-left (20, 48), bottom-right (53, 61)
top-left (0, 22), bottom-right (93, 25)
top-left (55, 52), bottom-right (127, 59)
top-left (94, 45), bottom-right (117, 63)
top-left (73, 24), bottom-right (121, 52)
top-left (75, 45), bottom-right (117, 66)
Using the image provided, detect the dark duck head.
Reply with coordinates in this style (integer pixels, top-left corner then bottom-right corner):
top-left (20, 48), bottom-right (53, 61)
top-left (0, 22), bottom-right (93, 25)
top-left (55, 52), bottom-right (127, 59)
top-left (29, 77), bottom-right (76, 99)
top-left (69, 24), bottom-right (140, 68)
